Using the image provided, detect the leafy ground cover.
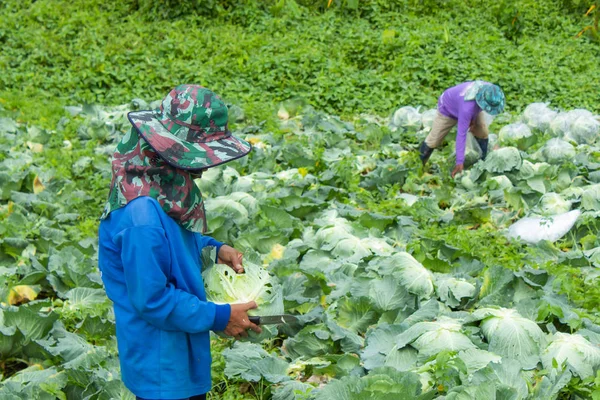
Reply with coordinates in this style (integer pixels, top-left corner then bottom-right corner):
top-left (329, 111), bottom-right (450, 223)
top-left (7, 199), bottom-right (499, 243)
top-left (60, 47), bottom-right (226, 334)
top-left (2, 0), bottom-right (600, 127)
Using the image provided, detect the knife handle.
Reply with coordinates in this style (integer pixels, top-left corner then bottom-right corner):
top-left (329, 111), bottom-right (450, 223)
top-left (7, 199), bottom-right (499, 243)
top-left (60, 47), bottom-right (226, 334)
top-left (249, 316), bottom-right (261, 325)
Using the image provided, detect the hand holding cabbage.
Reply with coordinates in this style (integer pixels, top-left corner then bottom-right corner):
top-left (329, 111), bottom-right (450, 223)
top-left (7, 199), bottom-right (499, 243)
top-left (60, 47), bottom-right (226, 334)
top-left (204, 252), bottom-right (285, 342)
top-left (215, 246), bottom-right (263, 338)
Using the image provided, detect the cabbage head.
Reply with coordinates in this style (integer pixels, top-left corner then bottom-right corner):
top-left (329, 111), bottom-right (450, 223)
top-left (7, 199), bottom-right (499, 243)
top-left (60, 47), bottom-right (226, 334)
top-left (203, 261), bottom-right (284, 317)
top-left (473, 308), bottom-right (546, 369)
top-left (550, 113), bottom-right (571, 137)
top-left (391, 106), bottom-right (422, 130)
top-left (421, 109), bottom-right (438, 131)
top-left (541, 333), bottom-right (600, 379)
top-left (581, 184), bottom-right (600, 211)
top-left (523, 103), bottom-right (557, 132)
top-left (538, 193), bottom-right (571, 216)
top-left (569, 115), bottom-right (600, 145)
top-left (549, 109), bottom-right (593, 138)
top-left (541, 138), bottom-right (576, 164)
top-left (389, 252), bottom-right (434, 300)
top-left (499, 123), bottom-right (532, 145)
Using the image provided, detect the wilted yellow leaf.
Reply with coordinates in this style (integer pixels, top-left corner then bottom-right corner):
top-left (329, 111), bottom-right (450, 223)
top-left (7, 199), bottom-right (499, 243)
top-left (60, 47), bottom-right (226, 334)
top-left (33, 175), bottom-right (45, 194)
top-left (26, 141), bottom-right (44, 153)
top-left (8, 285), bottom-right (40, 305)
top-left (263, 243), bottom-right (285, 265)
top-left (30, 364), bottom-right (44, 371)
top-left (320, 295), bottom-right (328, 308)
top-left (586, 4), bottom-right (596, 16)
top-left (247, 137), bottom-right (262, 145)
top-left (298, 167), bottom-right (308, 177)
top-left (269, 244), bottom-right (285, 260)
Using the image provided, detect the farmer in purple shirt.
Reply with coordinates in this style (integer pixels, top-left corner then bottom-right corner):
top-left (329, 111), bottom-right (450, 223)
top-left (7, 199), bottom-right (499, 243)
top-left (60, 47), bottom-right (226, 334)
top-left (419, 81), bottom-right (505, 177)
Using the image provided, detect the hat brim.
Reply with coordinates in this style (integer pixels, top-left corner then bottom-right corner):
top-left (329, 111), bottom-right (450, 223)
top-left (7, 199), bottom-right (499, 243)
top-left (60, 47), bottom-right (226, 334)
top-left (475, 98), bottom-right (504, 116)
top-left (475, 88), bottom-right (505, 116)
top-left (127, 110), bottom-right (252, 171)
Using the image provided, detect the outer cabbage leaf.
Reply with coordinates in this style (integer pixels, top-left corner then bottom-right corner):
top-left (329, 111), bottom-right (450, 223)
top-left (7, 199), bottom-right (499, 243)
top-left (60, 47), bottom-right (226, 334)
top-left (483, 147), bottom-right (522, 173)
top-left (223, 342), bottom-right (290, 383)
top-left (457, 348), bottom-right (502, 375)
top-left (379, 253), bottom-right (435, 300)
top-left (283, 325), bottom-right (336, 359)
top-left (581, 184), bottom-right (600, 211)
top-left (362, 323), bottom-right (406, 370)
top-left (272, 381), bottom-right (314, 400)
top-left (434, 274), bottom-right (477, 308)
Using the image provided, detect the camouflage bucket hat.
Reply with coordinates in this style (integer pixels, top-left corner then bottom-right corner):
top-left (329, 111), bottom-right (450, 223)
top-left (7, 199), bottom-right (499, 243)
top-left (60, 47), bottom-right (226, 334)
top-left (127, 84), bottom-right (252, 171)
top-left (475, 84), bottom-right (506, 116)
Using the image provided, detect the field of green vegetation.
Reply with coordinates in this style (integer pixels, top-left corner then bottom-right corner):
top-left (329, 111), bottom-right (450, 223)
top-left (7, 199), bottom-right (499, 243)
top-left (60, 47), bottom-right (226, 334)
top-left (1, 0), bottom-right (600, 399)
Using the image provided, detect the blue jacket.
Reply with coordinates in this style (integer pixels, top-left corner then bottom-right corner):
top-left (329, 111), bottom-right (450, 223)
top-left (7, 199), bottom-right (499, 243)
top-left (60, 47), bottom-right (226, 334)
top-left (98, 196), bottom-right (231, 399)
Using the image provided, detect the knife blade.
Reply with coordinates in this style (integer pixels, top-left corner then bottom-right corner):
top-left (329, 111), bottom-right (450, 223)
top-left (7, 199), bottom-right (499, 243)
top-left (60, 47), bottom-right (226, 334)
top-left (248, 315), bottom-right (299, 325)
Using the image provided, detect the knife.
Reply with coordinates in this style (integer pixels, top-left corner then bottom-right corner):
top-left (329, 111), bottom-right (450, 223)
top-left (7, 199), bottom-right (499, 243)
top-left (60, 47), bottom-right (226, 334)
top-left (248, 315), bottom-right (299, 325)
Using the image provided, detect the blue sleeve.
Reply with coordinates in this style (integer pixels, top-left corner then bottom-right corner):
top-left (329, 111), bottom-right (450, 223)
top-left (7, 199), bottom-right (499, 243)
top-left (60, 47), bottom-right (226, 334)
top-left (115, 226), bottom-right (231, 333)
top-left (195, 234), bottom-right (224, 264)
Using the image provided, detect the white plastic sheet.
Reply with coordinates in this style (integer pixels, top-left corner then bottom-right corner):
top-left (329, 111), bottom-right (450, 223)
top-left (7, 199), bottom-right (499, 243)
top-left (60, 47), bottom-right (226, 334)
top-left (507, 210), bottom-right (581, 244)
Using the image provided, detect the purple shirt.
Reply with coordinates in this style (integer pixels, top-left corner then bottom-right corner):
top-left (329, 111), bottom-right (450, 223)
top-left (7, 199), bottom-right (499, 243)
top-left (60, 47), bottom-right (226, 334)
top-left (438, 82), bottom-right (488, 165)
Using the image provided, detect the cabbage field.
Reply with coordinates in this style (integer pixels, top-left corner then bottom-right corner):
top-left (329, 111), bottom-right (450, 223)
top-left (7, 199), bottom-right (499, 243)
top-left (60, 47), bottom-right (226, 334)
top-left (3, 0), bottom-right (600, 398)
top-left (1, 95), bottom-right (600, 399)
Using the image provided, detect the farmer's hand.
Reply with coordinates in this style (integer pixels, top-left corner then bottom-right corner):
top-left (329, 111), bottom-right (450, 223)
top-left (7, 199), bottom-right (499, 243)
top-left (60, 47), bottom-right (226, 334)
top-left (223, 301), bottom-right (262, 339)
top-left (451, 164), bottom-right (464, 178)
top-left (218, 245), bottom-right (244, 273)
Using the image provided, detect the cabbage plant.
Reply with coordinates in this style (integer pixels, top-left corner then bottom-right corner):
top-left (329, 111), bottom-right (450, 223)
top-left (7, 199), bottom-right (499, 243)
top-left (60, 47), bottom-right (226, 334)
top-left (541, 333), bottom-right (600, 379)
top-left (541, 138), bottom-right (576, 164)
top-left (473, 308), bottom-right (547, 369)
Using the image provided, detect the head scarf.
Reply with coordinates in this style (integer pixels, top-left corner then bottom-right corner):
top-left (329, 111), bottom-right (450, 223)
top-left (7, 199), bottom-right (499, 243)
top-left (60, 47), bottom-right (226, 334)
top-left (100, 127), bottom-right (207, 233)
top-left (462, 80), bottom-right (487, 101)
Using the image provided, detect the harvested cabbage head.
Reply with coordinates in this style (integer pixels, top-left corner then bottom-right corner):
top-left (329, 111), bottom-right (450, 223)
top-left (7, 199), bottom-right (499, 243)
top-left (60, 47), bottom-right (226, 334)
top-left (203, 261), bottom-right (284, 317)
top-left (203, 261), bottom-right (284, 342)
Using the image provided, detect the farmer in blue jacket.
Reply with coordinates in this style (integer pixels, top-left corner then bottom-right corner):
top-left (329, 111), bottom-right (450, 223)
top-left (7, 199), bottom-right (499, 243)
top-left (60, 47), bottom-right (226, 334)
top-left (98, 85), bottom-right (261, 400)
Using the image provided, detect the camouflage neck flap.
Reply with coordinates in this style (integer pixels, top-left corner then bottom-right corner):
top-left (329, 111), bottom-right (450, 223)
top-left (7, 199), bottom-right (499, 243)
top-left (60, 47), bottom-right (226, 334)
top-left (100, 127), bottom-right (207, 233)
